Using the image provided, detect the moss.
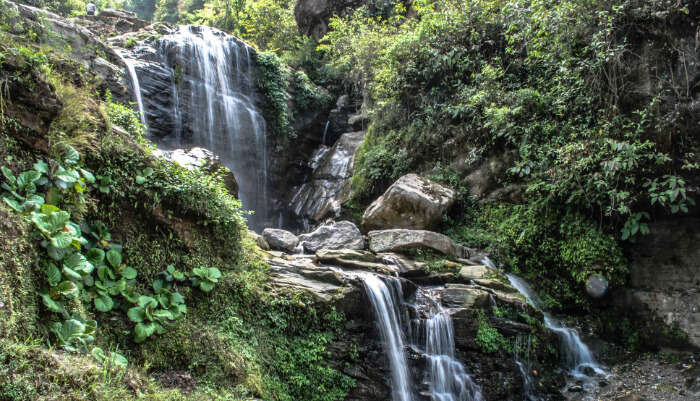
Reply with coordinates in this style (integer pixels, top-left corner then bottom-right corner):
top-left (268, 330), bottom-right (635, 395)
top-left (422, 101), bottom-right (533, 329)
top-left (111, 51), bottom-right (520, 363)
top-left (0, 206), bottom-right (40, 339)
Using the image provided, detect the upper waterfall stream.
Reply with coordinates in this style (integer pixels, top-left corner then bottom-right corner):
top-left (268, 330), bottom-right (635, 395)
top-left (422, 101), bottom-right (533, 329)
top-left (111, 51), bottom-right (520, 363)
top-left (122, 25), bottom-right (269, 230)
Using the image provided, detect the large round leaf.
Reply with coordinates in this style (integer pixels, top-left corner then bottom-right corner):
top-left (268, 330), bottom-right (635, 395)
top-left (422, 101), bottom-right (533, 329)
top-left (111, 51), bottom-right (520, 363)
top-left (94, 295), bottom-right (114, 312)
top-left (106, 249), bottom-right (122, 268)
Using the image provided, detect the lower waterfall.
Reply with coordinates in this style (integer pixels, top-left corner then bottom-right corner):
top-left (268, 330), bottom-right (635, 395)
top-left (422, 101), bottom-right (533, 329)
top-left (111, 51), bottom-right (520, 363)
top-left (361, 275), bottom-right (483, 401)
top-left (417, 289), bottom-right (483, 401)
top-left (506, 274), bottom-right (606, 377)
top-left (362, 275), bottom-right (414, 401)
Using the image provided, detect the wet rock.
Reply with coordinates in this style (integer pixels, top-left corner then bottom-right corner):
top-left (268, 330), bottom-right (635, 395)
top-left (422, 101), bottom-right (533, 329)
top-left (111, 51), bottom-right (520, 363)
top-left (262, 229), bottom-right (299, 253)
top-left (362, 174), bottom-right (456, 231)
top-left (367, 229), bottom-right (470, 259)
top-left (458, 265), bottom-right (491, 281)
top-left (248, 231), bottom-right (270, 251)
top-left (315, 249), bottom-right (394, 273)
top-left (0, 0), bottom-right (128, 101)
top-left (298, 221), bottom-right (365, 252)
top-left (441, 284), bottom-right (490, 309)
top-left (289, 131), bottom-right (365, 223)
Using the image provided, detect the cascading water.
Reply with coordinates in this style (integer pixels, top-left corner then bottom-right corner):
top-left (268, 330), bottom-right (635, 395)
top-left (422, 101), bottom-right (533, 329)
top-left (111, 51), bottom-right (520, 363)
top-left (362, 275), bottom-right (414, 401)
top-left (416, 289), bottom-right (483, 401)
top-left (361, 275), bottom-right (483, 401)
top-left (120, 25), bottom-right (269, 230)
top-left (120, 53), bottom-right (147, 126)
top-left (505, 274), bottom-right (606, 377)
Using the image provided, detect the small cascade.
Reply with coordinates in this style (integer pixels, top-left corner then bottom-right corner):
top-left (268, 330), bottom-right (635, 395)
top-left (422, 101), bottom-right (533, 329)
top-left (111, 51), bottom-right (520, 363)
top-left (119, 53), bottom-right (147, 126)
top-left (513, 335), bottom-right (539, 401)
top-left (361, 275), bottom-right (483, 401)
top-left (154, 25), bottom-right (269, 230)
top-left (506, 274), bottom-right (606, 377)
top-left (416, 289), bottom-right (483, 401)
top-left (361, 275), bottom-right (414, 401)
top-left (322, 120), bottom-right (330, 145)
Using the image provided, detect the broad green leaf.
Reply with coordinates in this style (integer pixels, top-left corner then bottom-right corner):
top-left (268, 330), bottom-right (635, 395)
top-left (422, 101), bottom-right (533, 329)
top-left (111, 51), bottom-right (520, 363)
top-left (40, 291), bottom-right (64, 313)
top-left (46, 263), bottom-right (62, 286)
top-left (56, 281), bottom-right (79, 298)
top-left (91, 346), bottom-right (107, 362)
top-left (51, 232), bottom-right (73, 249)
top-left (135, 175), bottom-right (146, 185)
top-left (142, 167), bottom-right (154, 177)
top-left (199, 281), bottom-right (215, 292)
top-left (1, 166), bottom-right (16, 185)
top-left (17, 170), bottom-right (41, 191)
top-left (86, 248), bottom-right (105, 265)
top-left (79, 168), bottom-right (95, 184)
top-left (127, 306), bottom-right (146, 323)
top-left (170, 292), bottom-right (184, 305)
top-left (63, 253), bottom-right (88, 272)
top-left (40, 204), bottom-right (60, 214)
top-left (61, 144), bottom-right (80, 165)
top-left (94, 295), bottom-right (114, 312)
top-left (121, 266), bottom-right (137, 280)
top-left (153, 309), bottom-right (174, 321)
top-left (3, 197), bottom-right (21, 212)
top-left (109, 352), bottom-right (128, 368)
top-left (33, 160), bottom-right (48, 174)
top-left (106, 249), bottom-right (122, 268)
top-left (62, 266), bottom-right (82, 281)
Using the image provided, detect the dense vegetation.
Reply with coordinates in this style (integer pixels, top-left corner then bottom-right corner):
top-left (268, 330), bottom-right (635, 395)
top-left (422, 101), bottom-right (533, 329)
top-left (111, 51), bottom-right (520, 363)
top-left (318, 0), bottom-right (698, 309)
top-left (0, 5), bottom-right (354, 399)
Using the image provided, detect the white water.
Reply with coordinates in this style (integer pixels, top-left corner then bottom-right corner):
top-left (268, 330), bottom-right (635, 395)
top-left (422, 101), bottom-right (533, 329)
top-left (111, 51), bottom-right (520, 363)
top-left (120, 54), bottom-right (147, 126)
top-left (362, 275), bottom-right (414, 401)
top-left (157, 26), bottom-right (269, 230)
top-left (322, 120), bottom-right (330, 145)
top-left (418, 289), bottom-right (483, 401)
top-left (505, 274), bottom-right (607, 377)
top-left (361, 275), bottom-right (483, 401)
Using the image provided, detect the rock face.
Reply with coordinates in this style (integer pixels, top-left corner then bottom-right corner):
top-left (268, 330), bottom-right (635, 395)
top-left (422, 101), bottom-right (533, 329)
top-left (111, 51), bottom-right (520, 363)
top-left (298, 220), bottom-right (365, 252)
top-left (618, 217), bottom-right (700, 347)
top-left (368, 229), bottom-right (470, 259)
top-left (362, 174), bottom-right (455, 231)
top-left (289, 131), bottom-right (365, 225)
top-left (0, 0), bottom-right (129, 102)
top-left (262, 229), bottom-right (300, 253)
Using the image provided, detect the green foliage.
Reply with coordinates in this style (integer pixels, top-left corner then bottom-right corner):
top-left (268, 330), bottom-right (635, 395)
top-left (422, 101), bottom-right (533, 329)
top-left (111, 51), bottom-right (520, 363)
top-left (104, 91), bottom-right (146, 142)
top-left (254, 51), bottom-right (294, 143)
top-left (475, 313), bottom-right (509, 354)
top-left (448, 203), bottom-right (627, 310)
top-left (190, 266), bottom-right (222, 292)
top-left (0, 145), bottom-right (225, 353)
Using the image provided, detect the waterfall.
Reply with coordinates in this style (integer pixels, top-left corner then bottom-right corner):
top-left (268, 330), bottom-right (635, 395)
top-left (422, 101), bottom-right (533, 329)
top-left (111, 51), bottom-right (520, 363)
top-left (120, 53), bottom-right (147, 126)
top-left (155, 25), bottom-right (269, 230)
top-left (322, 120), bottom-right (330, 145)
top-left (505, 274), bottom-right (606, 377)
top-left (418, 289), bottom-right (483, 401)
top-left (361, 275), bottom-right (483, 401)
top-left (362, 275), bottom-right (414, 401)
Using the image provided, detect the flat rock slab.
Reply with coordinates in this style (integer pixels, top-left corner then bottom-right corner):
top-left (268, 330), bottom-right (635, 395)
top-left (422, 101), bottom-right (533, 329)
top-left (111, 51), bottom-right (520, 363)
top-left (367, 229), bottom-right (469, 259)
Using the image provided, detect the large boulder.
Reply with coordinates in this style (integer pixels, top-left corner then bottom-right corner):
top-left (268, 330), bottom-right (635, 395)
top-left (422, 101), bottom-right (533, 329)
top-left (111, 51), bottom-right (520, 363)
top-left (298, 221), bottom-right (365, 252)
top-left (262, 229), bottom-right (300, 253)
top-left (368, 229), bottom-right (470, 259)
top-left (362, 174), bottom-right (455, 231)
